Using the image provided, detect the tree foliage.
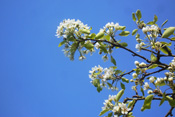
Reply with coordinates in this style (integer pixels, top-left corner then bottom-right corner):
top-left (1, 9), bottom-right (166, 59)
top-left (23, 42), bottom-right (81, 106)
top-left (56, 10), bottom-right (175, 117)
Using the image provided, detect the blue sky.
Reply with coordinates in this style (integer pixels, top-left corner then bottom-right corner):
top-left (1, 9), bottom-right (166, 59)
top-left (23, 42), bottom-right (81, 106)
top-left (0, 0), bottom-right (175, 117)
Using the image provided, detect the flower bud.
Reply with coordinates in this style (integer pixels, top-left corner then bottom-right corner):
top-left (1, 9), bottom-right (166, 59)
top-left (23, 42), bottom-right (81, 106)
top-left (134, 61), bottom-right (140, 66)
top-left (139, 62), bottom-right (147, 67)
top-left (147, 90), bottom-right (153, 94)
top-left (130, 79), bottom-right (134, 82)
top-left (132, 73), bottom-right (137, 78)
top-left (168, 77), bottom-right (173, 82)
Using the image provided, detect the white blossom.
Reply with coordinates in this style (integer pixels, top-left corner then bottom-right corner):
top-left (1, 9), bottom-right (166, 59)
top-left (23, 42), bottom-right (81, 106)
top-left (143, 82), bottom-right (149, 90)
top-left (149, 76), bottom-right (155, 83)
top-left (147, 90), bottom-right (153, 94)
top-left (135, 44), bottom-right (142, 52)
top-left (118, 103), bottom-right (130, 115)
top-left (134, 61), bottom-right (140, 66)
top-left (56, 19), bottom-right (90, 38)
top-left (94, 42), bottom-right (100, 49)
top-left (79, 56), bottom-right (86, 61)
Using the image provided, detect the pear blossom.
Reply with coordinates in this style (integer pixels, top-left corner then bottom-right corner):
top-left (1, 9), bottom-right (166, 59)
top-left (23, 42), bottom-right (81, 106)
top-left (149, 76), bottom-right (155, 83)
top-left (143, 82), bottom-right (149, 90)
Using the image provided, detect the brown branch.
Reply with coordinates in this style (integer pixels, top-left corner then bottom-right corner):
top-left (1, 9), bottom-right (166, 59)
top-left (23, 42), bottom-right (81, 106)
top-left (81, 38), bottom-right (151, 63)
top-left (165, 107), bottom-right (174, 117)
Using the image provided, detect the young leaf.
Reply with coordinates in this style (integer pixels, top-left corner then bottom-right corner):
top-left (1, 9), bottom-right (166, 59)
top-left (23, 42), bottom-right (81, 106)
top-left (97, 86), bottom-right (102, 92)
top-left (160, 46), bottom-right (172, 55)
top-left (141, 95), bottom-right (154, 111)
top-left (120, 82), bottom-right (125, 89)
top-left (132, 29), bottom-right (138, 35)
top-left (171, 37), bottom-right (175, 40)
top-left (122, 77), bottom-right (129, 83)
top-left (84, 42), bottom-right (94, 50)
top-left (95, 31), bottom-right (104, 39)
top-left (136, 10), bottom-right (142, 21)
top-left (161, 19), bottom-right (168, 28)
top-left (87, 33), bottom-right (96, 39)
top-left (116, 89), bottom-right (124, 102)
top-left (107, 112), bottom-right (113, 117)
top-left (166, 96), bottom-right (175, 107)
top-left (80, 29), bottom-right (90, 34)
top-left (111, 55), bottom-right (116, 66)
top-left (119, 31), bottom-right (130, 36)
top-left (128, 100), bottom-right (135, 108)
top-left (99, 109), bottom-right (110, 116)
top-left (151, 53), bottom-right (157, 62)
top-left (141, 87), bottom-right (145, 96)
top-left (153, 15), bottom-right (158, 23)
top-left (132, 13), bottom-right (136, 21)
top-left (159, 92), bottom-right (166, 106)
top-left (148, 64), bottom-right (158, 69)
top-left (120, 42), bottom-right (128, 47)
top-left (147, 21), bottom-right (154, 25)
top-left (162, 27), bottom-right (175, 38)
top-left (58, 40), bottom-right (66, 47)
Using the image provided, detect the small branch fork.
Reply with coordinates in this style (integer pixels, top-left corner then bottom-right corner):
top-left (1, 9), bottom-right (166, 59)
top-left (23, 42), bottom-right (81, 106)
top-left (123, 96), bottom-right (174, 117)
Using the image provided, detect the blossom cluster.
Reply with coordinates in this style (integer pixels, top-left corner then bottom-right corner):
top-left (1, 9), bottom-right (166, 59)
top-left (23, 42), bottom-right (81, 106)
top-left (56, 19), bottom-right (90, 38)
top-left (142, 25), bottom-right (159, 35)
top-left (89, 65), bottom-right (118, 90)
top-left (102, 95), bottom-right (131, 115)
top-left (100, 22), bottom-right (120, 37)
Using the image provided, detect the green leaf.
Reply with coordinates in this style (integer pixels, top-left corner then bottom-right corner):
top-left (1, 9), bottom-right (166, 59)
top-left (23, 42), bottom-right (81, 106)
top-left (141, 87), bottom-right (145, 96)
top-left (156, 81), bottom-right (166, 86)
top-left (141, 95), bottom-right (154, 111)
top-left (105, 35), bottom-right (110, 41)
top-left (162, 27), bottom-right (175, 38)
top-left (147, 21), bottom-right (154, 25)
top-left (151, 53), bottom-right (157, 62)
top-left (136, 10), bottom-right (142, 21)
top-left (171, 37), bottom-right (175, 40)
top-left (148, 64), bottom-right (158, 69)
top-left (115, 70), bottom-right (122, 74)
top-left (136, 33), bottom-right (140, 38)
top-left (128, 100), bottom-right (135, 108)
top-left (99, 109), bottom-right (110, 116)
top-left (118, 26), bottom-right (126, 30)
top-left (107, 82), bottom-right (112, 88)
top-left (58, 40), bottom-right (66, 47)
top-left (166, 96), bottom-right (175, 107)
top-left (79, 29), bottom-right (90, 34)
top-left (160, 42), bottom-right (172, 46)
top-left (122, 77), bottom-right (129, 83)
top-left (99, 46), bottom-right (108, 53)
top-left (87, 33), bottom-right (96, 39)
top-left (116, 89), bottom-right (124, 102)
top-left (120, 42), bottom-right (128, 47)
top-left (161, 19), bottom-right (168, 28)
top-left (120, 82), bottom-right (125, 89)
top-left (108, 112), bottom-right (113, 117)
top-left (97, 86), bottom-right (102, 92)
top-left (111, 55), bottom-right (116, 66)
top-left (153, 15), bottom-right (158, 23)
top-left (159, 92), bottom-right (166, 106)
top-left (84, 42), bottom-right (94, 50)
top-left (95, 31), bottom-right (104, 39)
top-left (132, 13), bottom-right (136, 21)
top-left (92, 79), bottom-right (100, 87)
top-left (132, 29), bottom-right (138, 35)
top-left (70, 42), bottom-right (79, 60)
top-left (119, 31), bottom-right (130, 36)
top-left (160, 46), bottom-right (172, 55)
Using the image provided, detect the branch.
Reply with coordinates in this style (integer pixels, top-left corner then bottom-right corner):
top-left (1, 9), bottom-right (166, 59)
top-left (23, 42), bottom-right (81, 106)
top-left (81, 38), bottom-right (151, 63)
top-left (165, 107), bottom-right (174, 117)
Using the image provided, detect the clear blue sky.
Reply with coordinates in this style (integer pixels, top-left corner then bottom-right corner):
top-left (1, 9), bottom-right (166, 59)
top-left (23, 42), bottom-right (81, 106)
top-left (0, 0), bottom-right (175, 117)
